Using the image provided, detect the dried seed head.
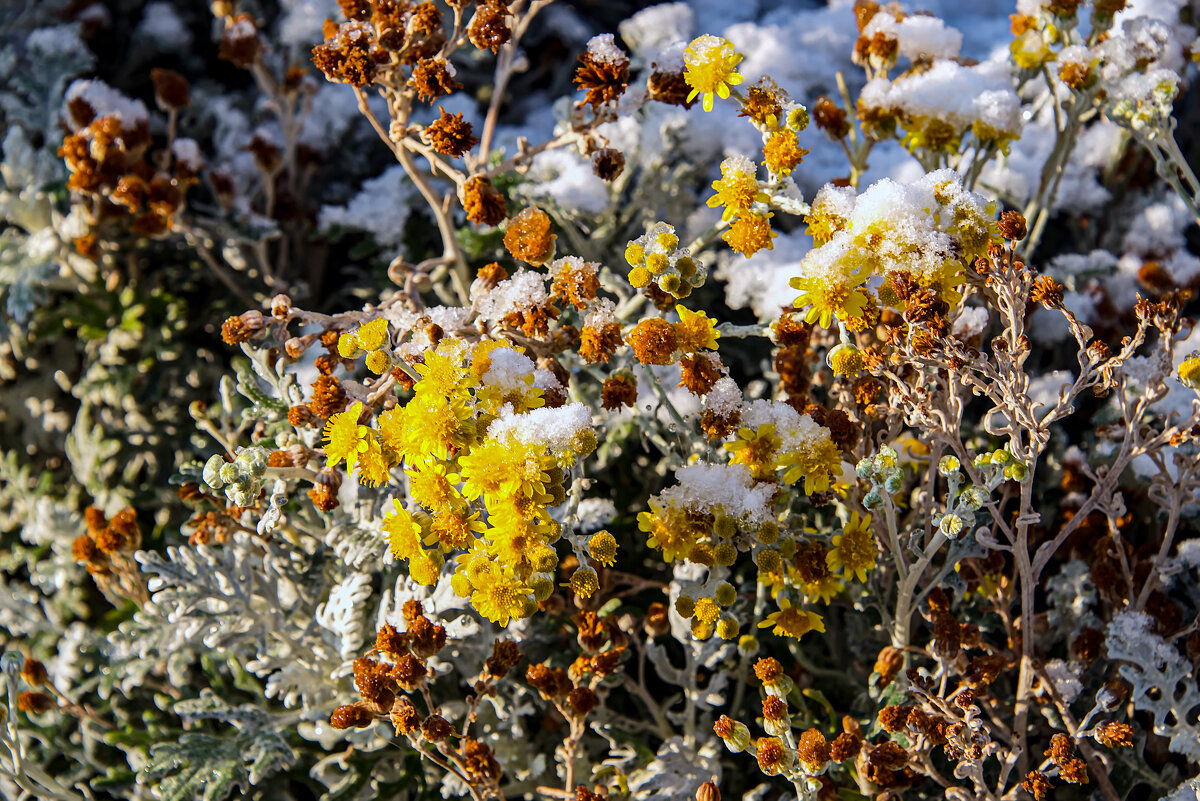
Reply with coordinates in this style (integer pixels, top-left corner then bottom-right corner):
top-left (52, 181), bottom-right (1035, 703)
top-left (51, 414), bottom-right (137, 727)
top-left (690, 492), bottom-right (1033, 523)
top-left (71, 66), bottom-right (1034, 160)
top-left (330, 703), bottom-right (374, 729)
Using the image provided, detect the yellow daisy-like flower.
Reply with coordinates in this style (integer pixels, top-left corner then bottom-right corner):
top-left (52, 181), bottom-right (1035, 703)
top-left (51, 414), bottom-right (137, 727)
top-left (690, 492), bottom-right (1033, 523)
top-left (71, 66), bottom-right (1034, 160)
top-left (414, 341), bottom-right (473, 400)
top-left (409, 548), bottom-right (443, 586)
top-left (396, 395), bottom-right (478, 462)
top-left (458, 439), bottom-right (554, 501)
top-left (762, 129), bottom-right (809, 176)
top-left (706, 156), bottom-right (767, 220)
top-left (322, 401), bottom-right (370, 469)
top-left (384, 500), bottom-right (422, 561)
top-left (1178, 354), bottom-right (1200, 389)
top-left (405, 460), bottom-right (465, 512)
top-left (757, 597), bottom-right (825, 640)
top-left (637, 501), bottom-right (699, 563)
top-left (723, 211), bottom-right (778, 258)
top-left (683, 34), bottom-right (745, 112)
top-left (827, 511), bottom-right (876, 583)
top-left (471, 569), bottom-right (533, 627)
top-left (425, 509), bottom-right (486, 552)
top-left (468, 339), bottom-right (512, 383)
top-left (355, 317), bottom-right (390, 351)
top-left (674, 305), bottom-right (720, 352)
top-left (779, 433), bottom-right (843, 495)
top-left (799, 574), bottom-right (844, 605)
top-left (724, 423), bottom-right (782, 482)
top-left (790, 265), bottom-right (872, 329)
top-left (354, 436), bottom-right (392, 487)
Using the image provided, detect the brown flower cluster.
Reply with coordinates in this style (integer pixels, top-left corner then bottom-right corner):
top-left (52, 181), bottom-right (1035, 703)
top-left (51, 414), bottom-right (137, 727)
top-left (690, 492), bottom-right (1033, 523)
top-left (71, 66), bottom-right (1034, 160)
top-left (59, 93), bottom-right (194, 238)
top-left (330, 601), bottom-right (454, 737)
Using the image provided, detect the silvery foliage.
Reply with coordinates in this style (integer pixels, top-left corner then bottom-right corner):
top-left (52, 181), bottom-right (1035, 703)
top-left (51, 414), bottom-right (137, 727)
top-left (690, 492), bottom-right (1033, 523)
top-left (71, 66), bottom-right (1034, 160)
top-left (0, 16), bottom-right (95, 322)
top-left (1105, 610), bottom-right (1200, 761)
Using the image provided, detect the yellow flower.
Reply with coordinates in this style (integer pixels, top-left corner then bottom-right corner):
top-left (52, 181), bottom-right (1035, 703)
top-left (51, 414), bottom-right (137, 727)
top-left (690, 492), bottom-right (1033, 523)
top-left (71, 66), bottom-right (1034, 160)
top-left (707, 156), bottom-right (767, 220)
top-left (355, 317), bottom-right (390, 351)
top-left (336, 332), bottom-right (360, 358)
top-left (409, 548), bottom-right (443, 585)
top-left (790, 265), bottom-right (872, 329)
top-left (468, 339), bottom-right (511, 383)
top-left (1010, 29), bottom-right (1054, 71)
top-left (757, 597), bottom-right (825, 640)
top-left (828, 343), bottom-right (863, 377)
top-left (391, 395), bottom-right (477, 462)
top-left (425, 509), bottom-right (486, 552)
top-left (569, 566), bottom-right (599, 598)
top-left (414, 341), bottom-right (473, 399)
top-left (405, 460), bottom-right (465, 512)
top-left (723, 211), bottom-right (778, 258)
top-left (800, 574), bottom-right (843, 605)
top-left (458, 439), bottom-right (554, 502)
top-left (471, 569), bottom-right (533, 627)
top-left (827, 512), bottom-right (876, 582)
top-left (354, 436), bottom-right (392, 487)
top-left (674, 305), bottom-right (720, 352)
top-left (683, 34), bottom-right (745, 112)
top-left (1178, 355), bottom-right (1200, 389)
top-left (693, 596), bottom-right (721, 625)
top-left (587, 530), bottom-right (618, 567)
top-left (779, 432), bottom-right (842, 495)
top-left (762, 129), bottom-right (809, 176)
top-left (322, 401), bottom-right (370, 469)
top-left (637, 500), bottom-right (699, 562)
top-left (724, 424), bottom-right (781, 482)
top-left (384, 500), bottom-right (422, 561)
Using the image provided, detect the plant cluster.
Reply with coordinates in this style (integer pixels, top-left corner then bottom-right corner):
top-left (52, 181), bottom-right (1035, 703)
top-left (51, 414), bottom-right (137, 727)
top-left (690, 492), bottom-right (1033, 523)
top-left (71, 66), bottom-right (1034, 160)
top-left (3, 1), bottom-right (1200, 801)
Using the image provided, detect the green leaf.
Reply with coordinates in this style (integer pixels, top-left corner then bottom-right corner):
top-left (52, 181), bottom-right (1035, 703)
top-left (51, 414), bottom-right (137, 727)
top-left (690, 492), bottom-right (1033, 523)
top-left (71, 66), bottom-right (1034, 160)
top-left (142, 728), bottom-right (294, 801)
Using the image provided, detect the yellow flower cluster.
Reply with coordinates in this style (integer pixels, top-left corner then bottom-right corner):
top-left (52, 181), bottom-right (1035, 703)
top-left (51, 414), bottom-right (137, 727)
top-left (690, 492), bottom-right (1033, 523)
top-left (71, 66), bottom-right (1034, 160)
top-left (624, 221), bottom-right (707, 299)
top-left (791, 171), bottom-right (997, 329)
top-left (323, 337), bottom-right (596, 627)
top-left (337, 317), bottom-right (394, 375)
top-left (635, 397), bottom-right (846, 641)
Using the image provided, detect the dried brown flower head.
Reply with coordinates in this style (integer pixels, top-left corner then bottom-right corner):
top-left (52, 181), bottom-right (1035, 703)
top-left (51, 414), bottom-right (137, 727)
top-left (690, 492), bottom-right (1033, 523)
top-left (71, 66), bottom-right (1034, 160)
top-left (410, 57), bottom-right (461, 102)
top-left (462, 175), bottom-right (507, 226)
top-left (753, 656), bottom-right (784, 685)
top-left (151, 68), bottom-right (190, 110)
top-left (484, 639), bottom-right (522, 679)
top-left (813, 95), bottom-right (851, 139)
top-left (583, 324), bottom-right (625, 366)
top-left (468, 2), bottom-right (510, 52)
top-left (574, 43), bottom-right (630, 109)
top-left (830, 730), bottom-right (862, 762)
top-left (221, 310), bottom-right (266, 345)
top-left (220, 14), bottom-right (262, 68)
top-left (504, 206), bottom-right (556, 265)
top-left (626, 318), bottom-right (677, 365)
top-left (1030, 275), bottom-right (1065, 309)
top-left (309, 374), bottom-right (348, 418)
top-left (426, 107), bottom-right (479, 157)
top-left (647, 61), bottom-right (695, 108)
top-left (421, 714), bottom-right (453, 741)
top-left (567, 686), bottom-right (598, 716)
top-left (1022, 770), bottom-right (1051, 800)
top-left (592, 147), bottom-right (625, 181)
top-left (796, 728), bottom-right (830, 770)
top-left (331, 703), bottom-right (374, 729)
top-left (461, 738), bottom-right (502, 781)
top-left (1093, 721), bottom-right (1134, 747)
top-left (391, 695), bottom-right (421, 735)
top-left (679, 353), bottom-right (721, 396)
